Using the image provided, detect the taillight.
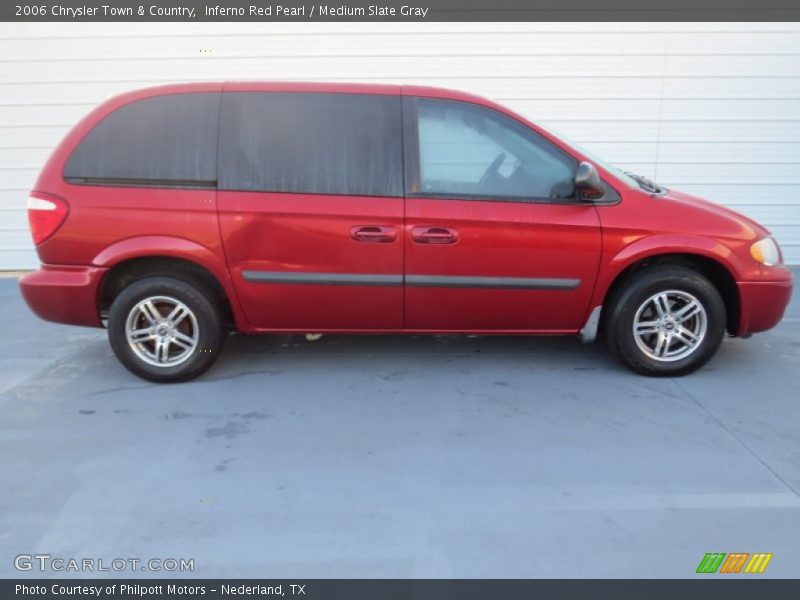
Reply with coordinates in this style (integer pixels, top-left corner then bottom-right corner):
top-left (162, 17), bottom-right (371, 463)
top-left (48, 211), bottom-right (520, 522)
top-left (27, 194), bottom-right (69, 245)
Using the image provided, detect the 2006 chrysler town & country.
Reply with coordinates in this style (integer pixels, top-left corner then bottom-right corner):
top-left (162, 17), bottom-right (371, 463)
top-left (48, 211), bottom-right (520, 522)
top-left (19, 82), bottom-right (794, 382)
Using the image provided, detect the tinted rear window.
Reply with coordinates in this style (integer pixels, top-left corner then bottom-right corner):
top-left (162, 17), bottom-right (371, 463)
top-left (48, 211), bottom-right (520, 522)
top-left (64, 92), bottom-right (220, 186)
top-left (219, 92), bottom-right (403, 197)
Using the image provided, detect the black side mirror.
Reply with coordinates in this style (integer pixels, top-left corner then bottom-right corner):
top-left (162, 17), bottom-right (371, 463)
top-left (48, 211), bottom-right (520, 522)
top-left (574, 161), bottom-right (605, 199)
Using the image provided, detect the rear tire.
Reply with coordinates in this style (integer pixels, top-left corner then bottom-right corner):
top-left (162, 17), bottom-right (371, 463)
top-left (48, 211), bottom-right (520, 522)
top-left (604, 266), bottom-right (726, 376)
top-left (108, 276), bottom-right (224, 383)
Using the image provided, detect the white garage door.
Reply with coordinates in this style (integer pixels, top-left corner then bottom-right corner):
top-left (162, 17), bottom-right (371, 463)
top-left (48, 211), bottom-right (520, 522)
top-left (1, 22), bottom-right (799, 268)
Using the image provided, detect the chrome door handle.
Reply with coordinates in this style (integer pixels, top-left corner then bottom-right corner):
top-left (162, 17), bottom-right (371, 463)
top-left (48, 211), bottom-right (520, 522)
top-left (411, 226), bottom-right (459, 244)
top-left (350, 225), bottom-right (397, 243)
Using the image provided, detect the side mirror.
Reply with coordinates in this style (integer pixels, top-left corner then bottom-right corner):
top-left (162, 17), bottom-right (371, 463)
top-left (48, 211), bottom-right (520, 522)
top-left (574, 161), bottom-right (604, 199)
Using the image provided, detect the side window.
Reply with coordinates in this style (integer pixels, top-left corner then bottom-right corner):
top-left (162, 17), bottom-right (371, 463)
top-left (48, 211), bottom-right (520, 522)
top-left (219, 92), bottom-right (403, 197)
top-left (412, 98), bottom-right (577, 201)
top-left (64, 93), bottom-right (220, 186)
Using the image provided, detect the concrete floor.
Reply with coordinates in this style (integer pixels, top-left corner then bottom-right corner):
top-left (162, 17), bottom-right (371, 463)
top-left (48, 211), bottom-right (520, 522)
top-left (0, 273), bottom-right (798, 579)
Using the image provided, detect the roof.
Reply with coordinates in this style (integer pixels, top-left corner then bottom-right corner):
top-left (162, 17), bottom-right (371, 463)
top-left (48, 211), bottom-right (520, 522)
top-left (110, 81), bottom-right (494, 106)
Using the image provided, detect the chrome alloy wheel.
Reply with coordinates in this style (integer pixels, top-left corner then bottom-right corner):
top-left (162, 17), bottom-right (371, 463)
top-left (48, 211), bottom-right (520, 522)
top-left (632, 290), bottom-right (708, 362)
top-left (124, 296), bottom-right (199, 367)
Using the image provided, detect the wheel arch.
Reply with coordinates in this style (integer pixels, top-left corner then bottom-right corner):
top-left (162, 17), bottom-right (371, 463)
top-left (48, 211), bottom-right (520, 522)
top-left (598, 251), bottom-right (740, 336)
top-left (93, 237), bottom-right (243, 329)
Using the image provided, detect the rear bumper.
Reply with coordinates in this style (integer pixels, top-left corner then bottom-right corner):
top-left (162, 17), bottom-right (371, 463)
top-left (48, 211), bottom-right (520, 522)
top-left (19, 264), bottom-right (107, 327)
top-left (737, 273), bottom-right (793, 336)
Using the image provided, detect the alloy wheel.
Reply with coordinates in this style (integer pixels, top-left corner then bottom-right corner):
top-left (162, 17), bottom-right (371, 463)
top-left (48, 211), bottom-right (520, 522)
top-left (632, 290), bottom-right (708, 362)
top-left (124, 295), bottom-right (199, 367)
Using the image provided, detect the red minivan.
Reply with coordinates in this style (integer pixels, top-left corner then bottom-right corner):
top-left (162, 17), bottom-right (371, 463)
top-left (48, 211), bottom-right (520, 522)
top-left (19, 82), bottom-right (793, 382)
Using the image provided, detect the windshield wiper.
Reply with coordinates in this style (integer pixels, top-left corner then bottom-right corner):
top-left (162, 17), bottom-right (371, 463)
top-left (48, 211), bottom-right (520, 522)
top-left (624, 171), bottom-right (662, 194)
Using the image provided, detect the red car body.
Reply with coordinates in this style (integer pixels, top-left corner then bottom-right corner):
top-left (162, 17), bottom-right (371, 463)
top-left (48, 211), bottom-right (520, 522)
top-left (19, 82), bottom-right (792, 345)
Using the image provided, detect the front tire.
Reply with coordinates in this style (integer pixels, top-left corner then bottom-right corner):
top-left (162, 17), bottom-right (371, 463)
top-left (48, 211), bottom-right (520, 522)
top-left (605, 266), bottom-right (726, 376)
top-left (108, 276), bottom-right (224, 382)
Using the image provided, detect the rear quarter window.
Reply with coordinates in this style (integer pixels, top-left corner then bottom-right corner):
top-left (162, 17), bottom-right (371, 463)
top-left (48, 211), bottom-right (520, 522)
top-left (218, 92), bottom-right (403, 197)
top-left (63, 92), bottom-right (220, 187)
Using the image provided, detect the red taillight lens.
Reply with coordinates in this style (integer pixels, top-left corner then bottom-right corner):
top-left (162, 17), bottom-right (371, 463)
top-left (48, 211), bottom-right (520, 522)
top-left (27, 194), bottom-right (69, 245)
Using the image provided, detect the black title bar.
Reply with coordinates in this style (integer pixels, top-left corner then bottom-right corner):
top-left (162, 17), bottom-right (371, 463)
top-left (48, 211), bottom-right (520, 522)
top-left (6, 579), bottom-right (800, 600)
top-left (5, 0), bottom-right (800, 21)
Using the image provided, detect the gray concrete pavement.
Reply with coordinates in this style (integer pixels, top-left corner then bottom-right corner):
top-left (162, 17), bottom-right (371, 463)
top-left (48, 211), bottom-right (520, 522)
top-left (0, 273), bottom-right (798, 578)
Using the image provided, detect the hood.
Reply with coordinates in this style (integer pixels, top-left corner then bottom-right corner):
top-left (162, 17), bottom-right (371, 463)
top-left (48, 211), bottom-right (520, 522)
top-left (657, 187), bottom-right (769, 241)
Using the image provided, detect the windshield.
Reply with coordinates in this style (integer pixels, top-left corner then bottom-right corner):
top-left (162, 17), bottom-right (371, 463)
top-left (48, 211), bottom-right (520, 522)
top-left (538, 124), bottom-right (663, 192)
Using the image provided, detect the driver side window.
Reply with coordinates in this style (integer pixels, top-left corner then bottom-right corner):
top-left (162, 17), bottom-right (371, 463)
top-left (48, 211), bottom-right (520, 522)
top-left (413, 98), bottom-right (577, 201)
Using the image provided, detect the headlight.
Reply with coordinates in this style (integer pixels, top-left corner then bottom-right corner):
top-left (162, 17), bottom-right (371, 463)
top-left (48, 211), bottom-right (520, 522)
top-left (750, 237), bottom-right (782, 266)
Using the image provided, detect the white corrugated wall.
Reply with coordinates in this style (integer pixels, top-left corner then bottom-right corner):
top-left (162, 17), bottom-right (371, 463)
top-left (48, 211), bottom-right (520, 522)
top-left (1, 22), bottom-right (799, 267)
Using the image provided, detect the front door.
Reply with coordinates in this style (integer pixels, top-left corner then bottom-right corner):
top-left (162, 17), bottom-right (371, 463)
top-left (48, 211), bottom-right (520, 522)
top-left (217, 90), bottom-right (405, 331)
top-left (403, 97), bottom-right (602, 332)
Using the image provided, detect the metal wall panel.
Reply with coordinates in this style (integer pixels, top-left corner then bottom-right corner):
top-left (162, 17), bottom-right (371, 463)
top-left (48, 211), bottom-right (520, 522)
top-left (0, 22), bottom-right (798, 267)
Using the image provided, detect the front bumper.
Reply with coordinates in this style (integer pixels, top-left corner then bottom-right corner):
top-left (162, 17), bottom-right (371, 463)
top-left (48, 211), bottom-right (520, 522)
top-left (19, 264), bottom-right (107, 327)
top-left (736, 274), bottom-right (793, 336)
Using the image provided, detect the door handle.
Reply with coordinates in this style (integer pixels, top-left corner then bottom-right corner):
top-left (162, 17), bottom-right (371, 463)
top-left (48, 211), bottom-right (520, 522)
top-left (350, 225), bottom-right (397, 243)
top-left (411, 226), bottom-right (459, 244)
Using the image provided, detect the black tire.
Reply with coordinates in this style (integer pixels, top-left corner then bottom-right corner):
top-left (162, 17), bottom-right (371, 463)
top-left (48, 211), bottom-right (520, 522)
top-left (108, 276), bottom-right (224, 383)
top-left (604, 266), bottom-right (726, 376)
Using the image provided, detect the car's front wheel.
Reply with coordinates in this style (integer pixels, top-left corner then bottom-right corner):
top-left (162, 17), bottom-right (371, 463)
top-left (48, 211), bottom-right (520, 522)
top-left (108, 276), bottom-right (224, 382)
top-left (605, 266), bottom-right (726, 376)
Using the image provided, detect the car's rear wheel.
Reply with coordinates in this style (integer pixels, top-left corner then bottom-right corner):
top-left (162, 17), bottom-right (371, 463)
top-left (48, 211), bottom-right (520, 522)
top-left (605, 266), bottom-right (726, 376)
top-left (108, 276), bottom-right (224, 382)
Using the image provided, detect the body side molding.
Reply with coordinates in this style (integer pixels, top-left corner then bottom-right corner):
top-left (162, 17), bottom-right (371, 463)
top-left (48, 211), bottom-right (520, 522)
top-left (242, 271), bottom-right (403, 286)
top-left (405, 274), bottom-right (580, 290)
top-left (242, 271), bottom-right (581, 290)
